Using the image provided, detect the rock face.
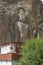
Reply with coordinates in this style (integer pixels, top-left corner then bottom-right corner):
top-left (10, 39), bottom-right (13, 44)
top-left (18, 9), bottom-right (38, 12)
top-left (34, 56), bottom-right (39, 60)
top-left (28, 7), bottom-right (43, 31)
top-left (0, 0), bottom-right (43, 43)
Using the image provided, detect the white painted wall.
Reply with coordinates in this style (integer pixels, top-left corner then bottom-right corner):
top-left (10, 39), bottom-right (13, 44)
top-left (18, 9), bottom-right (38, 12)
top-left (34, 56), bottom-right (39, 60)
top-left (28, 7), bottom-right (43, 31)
top-left (0, 61), bottom-right (12, 65)
top-left (1, 44), bottom-right (11, 54)
top-left (0, 61), bottom-right (17, 65)
top-left (1, 44), bottom-right (16, 54)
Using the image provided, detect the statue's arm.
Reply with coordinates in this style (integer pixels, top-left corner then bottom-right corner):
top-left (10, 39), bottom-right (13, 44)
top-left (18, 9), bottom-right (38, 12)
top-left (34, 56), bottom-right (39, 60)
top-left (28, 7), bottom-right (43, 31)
top-left (28, 23), bottom-right (33, 39)
top-left (10, 22), bottom-right (14, 34)
top-left (15, 23), bottom-right (20, 42)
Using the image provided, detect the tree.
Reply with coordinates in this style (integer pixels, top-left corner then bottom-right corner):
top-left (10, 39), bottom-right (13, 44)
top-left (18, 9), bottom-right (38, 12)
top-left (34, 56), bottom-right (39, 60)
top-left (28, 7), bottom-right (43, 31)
top-left (18, 38), bottom-right (43, 65)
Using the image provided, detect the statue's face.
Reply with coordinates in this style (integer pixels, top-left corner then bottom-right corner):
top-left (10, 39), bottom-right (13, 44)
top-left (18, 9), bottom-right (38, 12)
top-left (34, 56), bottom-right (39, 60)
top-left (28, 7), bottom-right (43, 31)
top-left (18, 9), bottom-right (26, 21)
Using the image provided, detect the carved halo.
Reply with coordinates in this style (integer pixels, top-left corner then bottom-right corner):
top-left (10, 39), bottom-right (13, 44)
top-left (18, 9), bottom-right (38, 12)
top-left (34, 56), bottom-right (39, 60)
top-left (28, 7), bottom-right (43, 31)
top-left (15, 7), bottom-right (27, 16)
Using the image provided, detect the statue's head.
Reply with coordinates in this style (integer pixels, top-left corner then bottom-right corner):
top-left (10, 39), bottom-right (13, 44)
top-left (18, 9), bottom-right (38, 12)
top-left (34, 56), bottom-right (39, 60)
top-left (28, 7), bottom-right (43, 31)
top-left (17, 7), bottom-right (26, 21)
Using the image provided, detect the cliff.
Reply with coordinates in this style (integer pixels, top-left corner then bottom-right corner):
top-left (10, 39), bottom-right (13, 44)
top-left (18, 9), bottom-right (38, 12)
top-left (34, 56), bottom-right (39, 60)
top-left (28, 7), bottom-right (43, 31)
top-left (0, 0), bottom-right (43, 44)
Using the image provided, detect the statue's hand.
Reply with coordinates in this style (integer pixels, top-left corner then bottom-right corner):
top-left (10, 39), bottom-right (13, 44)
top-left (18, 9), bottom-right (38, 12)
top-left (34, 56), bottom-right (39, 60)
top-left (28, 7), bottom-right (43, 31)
top-left (20, 33), bottom-right (24, 38)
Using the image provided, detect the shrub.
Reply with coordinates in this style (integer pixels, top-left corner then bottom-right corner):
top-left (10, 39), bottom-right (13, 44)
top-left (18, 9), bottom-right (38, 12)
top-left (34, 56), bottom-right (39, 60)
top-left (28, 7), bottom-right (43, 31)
top-left (18, 38), bottom-right (43, 65)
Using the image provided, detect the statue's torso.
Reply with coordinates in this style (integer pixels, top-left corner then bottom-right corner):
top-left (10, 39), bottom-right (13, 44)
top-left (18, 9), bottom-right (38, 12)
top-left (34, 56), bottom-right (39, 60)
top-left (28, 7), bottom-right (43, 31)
top-left (16, 22), bottom-right (29, 42)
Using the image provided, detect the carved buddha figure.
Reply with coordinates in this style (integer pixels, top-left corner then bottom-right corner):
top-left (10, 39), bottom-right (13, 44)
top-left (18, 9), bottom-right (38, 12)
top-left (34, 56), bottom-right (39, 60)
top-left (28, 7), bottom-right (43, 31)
top-left (14, 7), bottom-right (32, 42)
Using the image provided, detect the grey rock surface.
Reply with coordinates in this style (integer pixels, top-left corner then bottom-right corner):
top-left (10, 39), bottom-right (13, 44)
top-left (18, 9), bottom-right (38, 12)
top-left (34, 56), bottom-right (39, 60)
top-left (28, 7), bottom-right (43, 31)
top-left (0, 0), bottom-right (43, 43)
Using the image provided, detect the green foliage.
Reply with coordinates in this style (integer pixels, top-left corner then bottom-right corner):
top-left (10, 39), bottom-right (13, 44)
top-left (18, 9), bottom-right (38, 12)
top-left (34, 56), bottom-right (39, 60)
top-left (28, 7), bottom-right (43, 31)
top-left (18, 38), bottom-right (43, 65)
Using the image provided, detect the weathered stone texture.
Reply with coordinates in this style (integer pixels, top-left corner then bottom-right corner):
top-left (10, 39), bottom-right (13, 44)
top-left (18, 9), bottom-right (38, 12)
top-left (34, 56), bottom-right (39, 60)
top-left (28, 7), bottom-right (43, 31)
top-left (0, 0), bottom-right (43, 43)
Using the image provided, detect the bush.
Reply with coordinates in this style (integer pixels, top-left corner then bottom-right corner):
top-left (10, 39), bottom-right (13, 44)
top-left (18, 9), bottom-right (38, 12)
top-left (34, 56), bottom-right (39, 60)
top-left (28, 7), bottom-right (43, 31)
top-left (18, 38), bottom-right (43, 65)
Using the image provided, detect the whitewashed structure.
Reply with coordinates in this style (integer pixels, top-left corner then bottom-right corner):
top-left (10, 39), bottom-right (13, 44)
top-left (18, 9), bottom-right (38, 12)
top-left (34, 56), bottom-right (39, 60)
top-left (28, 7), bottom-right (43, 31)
top-left (0, 42), bottom-right (22, 65)
top-left (1, 43), bottom-right (16, 54)
top-left (0, 61), bottom-right (17, 65)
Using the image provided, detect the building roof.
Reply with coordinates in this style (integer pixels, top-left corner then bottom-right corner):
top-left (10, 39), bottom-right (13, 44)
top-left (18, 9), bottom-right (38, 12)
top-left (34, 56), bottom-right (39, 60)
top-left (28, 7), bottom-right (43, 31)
top-left (0, 42), bottom-right (22, 47)
top-left (0, 53), bottom-right (20, 61)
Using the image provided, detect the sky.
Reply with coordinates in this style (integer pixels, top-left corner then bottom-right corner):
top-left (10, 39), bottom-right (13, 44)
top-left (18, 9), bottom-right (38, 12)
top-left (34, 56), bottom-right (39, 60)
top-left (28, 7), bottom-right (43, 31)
top-left (41, 0), bottom-right (43, 3)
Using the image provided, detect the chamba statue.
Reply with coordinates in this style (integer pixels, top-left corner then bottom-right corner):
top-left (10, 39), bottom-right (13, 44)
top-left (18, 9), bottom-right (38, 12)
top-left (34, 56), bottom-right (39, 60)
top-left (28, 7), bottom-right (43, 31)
top-left (14, 7), bottom-right (32, 42)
